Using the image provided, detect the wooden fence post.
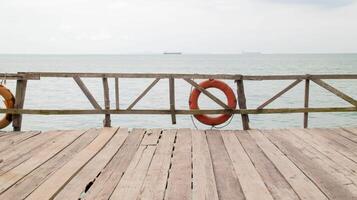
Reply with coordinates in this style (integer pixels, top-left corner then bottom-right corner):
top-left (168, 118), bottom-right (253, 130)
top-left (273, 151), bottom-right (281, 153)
top-left (13, 80), bottom-right (27, 131)
top-left (236, 79), bottom-right (250, 130)
top-left (304, 79), bottom-right (310, 128)
top-left (102, 77), bottom-right (111, 127)
top-left (169, 77), bottom-right (176, 124)
top-left (115, 77), bottom-right (119, 110)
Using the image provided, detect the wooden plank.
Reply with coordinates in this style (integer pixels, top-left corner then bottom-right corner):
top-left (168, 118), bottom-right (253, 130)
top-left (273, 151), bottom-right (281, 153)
top-left (312, 79), bottom-right (357, 106)
top-left (206, 130), bottom-right (244, 200)
top-left (304, 79), bottom-right (310, 128)
top-left (341, 128), bottom-right (357, 141)
top-left (169, 77), bottom-right (176, 124)
top-left (288, 128), bottom-right (357, 192)
top-left (311, 128), bottom-right (357, 156)
top-left (102, 77), bottom-right (111, 127)
top-left (0, 131), bottom-right (65, 175)
top-left (0, 130), bottom-right (85, 193)
top-left (235, 131), bottom-right (299, 200)
top-left (0, 73), bottom-right (39, 80)
top-left (291, 128), bottom-right (357, 184)
top-left (54, 128), bottom-right (129, 199)
top-left (164, 128), bottom-right (192, 200)
top-left (109, 145), bottom-right (157, 199)
top-left (127, 78), bottom-right (160, 110)
top-left (115, 77), bottom-right (119, 110)
top-left (0, 132), bottom-right (12, 137)
top-left (0, 129), bottom-right (100, 200)
top-left (23, 72), bottom-right (245, 79)
top-left (257, 79), bottom-right (302, 109)
top-left (343, 127), bottom-right (357, 135)
top-left (236, 79), bottom-right (250, 130)
top-left (0, 131), bottom-right (40, 153)
top-left (0, 131), bottom-right (33, 139)
top-left (1, 106), bottom-right (356, 115)
top-left (73, 75), bottom-right (102, 110)
top-left (244, 74), bottom-right (357, 80)
top-left (22, 72), bottom-right (357, 80)
top-left (221, 131), bottom-right (273, 200)
top-left (25, 127), bottom-right (119, 200)
top-left (12, 79), bottom-right (27, 131)
top-left (184, 78), bottom-right (230, 109)
top-left (138, 129), bottom-right (177, 200)
top-left (83, 128), bottom-right (145, 200)
top-left (191, 130), bottom-right (219, 200)
top-left (248, 130), bottom-right (328, 199)
top-left (141, 128), bottom-right (162, 146)
top-left (264, 129), bottom-right (357, 199)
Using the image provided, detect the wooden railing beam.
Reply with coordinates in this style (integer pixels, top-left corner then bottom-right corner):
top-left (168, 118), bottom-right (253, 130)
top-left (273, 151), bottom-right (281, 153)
top-left (1, 107), bottom-right (355, 115)
top-left (18, 72), bottom-right (357, 80)
top-left (73, 76), bottom-right (102, 110)
top-left (257, 79), bottom-right (302, 109)
top-left (0, 73), bottom-right (40, 80)
top-left (312, 79), bottom-right (357, 107)
top-left (127, 78), bottom-right (160, 110)
top-left (184, 79), bottom-right (230, 109)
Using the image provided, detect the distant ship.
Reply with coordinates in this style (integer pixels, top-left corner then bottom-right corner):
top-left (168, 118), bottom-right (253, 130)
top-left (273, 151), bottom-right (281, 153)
top-left (163, 52), bottom-right (182, 55)
top-left (241, 51), bottom-right (262, 55)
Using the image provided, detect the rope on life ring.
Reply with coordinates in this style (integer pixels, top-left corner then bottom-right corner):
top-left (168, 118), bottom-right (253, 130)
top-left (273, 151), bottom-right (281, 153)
top-left (0, 85), bottom-right (15, 129)
top-left (189, 79), bottom-right (237, 126)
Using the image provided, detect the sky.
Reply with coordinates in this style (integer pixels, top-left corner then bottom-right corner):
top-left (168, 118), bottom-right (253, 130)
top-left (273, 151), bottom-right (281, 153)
top-left (0, 0), bottom-right (357, 54)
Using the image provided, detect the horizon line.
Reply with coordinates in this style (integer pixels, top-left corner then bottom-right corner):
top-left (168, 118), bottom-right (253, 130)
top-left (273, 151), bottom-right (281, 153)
top-left (0, 52), bottom-right (357, 55)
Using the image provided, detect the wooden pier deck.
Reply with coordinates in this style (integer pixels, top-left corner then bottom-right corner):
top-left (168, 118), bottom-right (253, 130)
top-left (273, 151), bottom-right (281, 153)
top-left (1, 127), bottom-right (357, 199)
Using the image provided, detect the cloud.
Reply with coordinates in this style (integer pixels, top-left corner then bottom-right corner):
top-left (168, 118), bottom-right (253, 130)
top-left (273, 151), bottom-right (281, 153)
top-left (264, 0), bottom-right (356, 7)
top-left (0, 0), bottom-right (357, 53)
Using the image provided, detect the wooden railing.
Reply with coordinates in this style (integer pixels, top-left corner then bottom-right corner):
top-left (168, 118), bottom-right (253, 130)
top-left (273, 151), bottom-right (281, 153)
top-left (0, 72), bottom-right (356, 131)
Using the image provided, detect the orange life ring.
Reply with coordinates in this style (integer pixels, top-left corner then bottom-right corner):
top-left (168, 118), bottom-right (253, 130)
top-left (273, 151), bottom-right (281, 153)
top-left (0, 85), bottom-right (15, 129)
top-left (189, 79), bottom-right (237, 126)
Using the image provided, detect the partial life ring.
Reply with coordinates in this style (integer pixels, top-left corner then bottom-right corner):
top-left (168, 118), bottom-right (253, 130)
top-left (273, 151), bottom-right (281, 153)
top-left (189, 79), bottom-right (237, 126)
top-left (0, 85), bottom-right (15, 129)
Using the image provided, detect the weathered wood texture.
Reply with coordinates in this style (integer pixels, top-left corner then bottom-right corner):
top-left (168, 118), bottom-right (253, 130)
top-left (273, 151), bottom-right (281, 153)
top-left (1, 107), bottom-right (356, 116)
top-left (257, 79), bottom-right (302, 109)
top-left (18, 72), bottom-right (357, 80)
top-left (0, 127), bottom-right (355, 199)
top-left (127, 78), bottom-right (160, 110)
top-left (304, 79), bottom-right (310, 128)
top-left (102, 77), bottom-right (111, 127)
top-left (73, 76), bottom-right (102, 110)
top-left (312, 79), bottom-right (357, 106)
top-left (184, 78), bottom-right (230, 109)
top-left (12, 79), bottom-right (27, 131)
top-left (236, 80), bottom-right (250, 130)
top-left (115, 77), bottom-right (119, 110)
top-left (169, 77), bottom-right (176, 124)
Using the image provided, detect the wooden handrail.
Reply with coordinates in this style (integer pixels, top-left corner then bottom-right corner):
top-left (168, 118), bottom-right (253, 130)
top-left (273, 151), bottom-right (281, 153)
top-left (2, 72), bottom-right (355, 131)
top-left (0, 107), bottom-right (355, 115)
top-left (15, 72), bottom-right (357, 80)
